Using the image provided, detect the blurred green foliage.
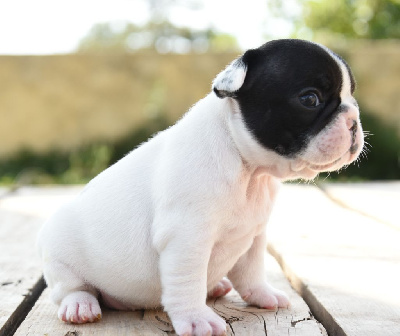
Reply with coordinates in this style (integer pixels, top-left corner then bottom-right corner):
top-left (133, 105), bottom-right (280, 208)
top-left (268, 0), bottom-right (400, 42)
top-left (1, 107), bottom-right (398, 185)
top-left (0, 116), bottom-right (170, 185)
top-left (302, 0), bottom-right (400, 39)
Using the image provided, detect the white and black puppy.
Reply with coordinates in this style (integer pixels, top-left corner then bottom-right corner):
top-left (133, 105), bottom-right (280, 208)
top-left (38, 39), bottom-right (364, 336)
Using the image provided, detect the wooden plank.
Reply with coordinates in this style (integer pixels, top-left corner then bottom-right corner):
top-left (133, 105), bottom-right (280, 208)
top-left (267, 184), bottom-right (400, 336)
top-left (319, 182), bottom-right (400, 230)
top-left (15, 253), bottom-right (327, 335)
top-left (0, 210), bottom-right (46, 336)
top-left (0, 186), bottom-right (84, 218)
top-left (0, 188), bottom-right (9, 198)
top-left (0, 186), bottom-right (82, 336)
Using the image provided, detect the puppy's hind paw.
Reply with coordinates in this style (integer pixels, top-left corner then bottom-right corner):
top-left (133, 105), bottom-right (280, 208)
top-left (58, 291), bottom-right (102, 324)
top-left (241, 284), bottom-right (290, 310)
top-left (208, 278), bottom-right (233, 298)
top-left (171, 306), bottom-right (226, 336)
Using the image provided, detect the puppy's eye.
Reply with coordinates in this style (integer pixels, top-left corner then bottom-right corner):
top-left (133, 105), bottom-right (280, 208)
top-left (299, 92), bottom-right (320, 108)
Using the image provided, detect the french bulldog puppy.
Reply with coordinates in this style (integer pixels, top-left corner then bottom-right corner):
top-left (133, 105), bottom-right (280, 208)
top-left (37, 39), bottom-right (364, 336)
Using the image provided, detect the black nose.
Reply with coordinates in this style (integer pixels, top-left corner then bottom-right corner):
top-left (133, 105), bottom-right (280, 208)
top-left (349, 120), bottom-right (358, 154)
top-left (349, 120), bottom-right (357, 133)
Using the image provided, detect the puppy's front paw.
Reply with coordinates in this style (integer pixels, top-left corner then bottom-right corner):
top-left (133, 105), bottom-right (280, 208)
top-left (170, 306), bottom-right (226, 336)
top-left (208, 278), bottom-right (233, 298)
top-left (58, 291), bottom-right (102, 324)
top-left (241, 284), bottom-right (290, 310)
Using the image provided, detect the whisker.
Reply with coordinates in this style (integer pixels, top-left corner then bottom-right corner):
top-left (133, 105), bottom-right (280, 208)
top-left (322, 172), bottom-right (331, 181)
top-left (362, 148), bottom-right (370, 155)
top-left (364, 141), bottom-right (372, 148)
top-left (359, 149), bottom-right (369, 160)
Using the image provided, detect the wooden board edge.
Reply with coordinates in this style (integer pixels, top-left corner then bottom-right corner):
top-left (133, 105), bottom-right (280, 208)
top-left (316, 184), bottom-right (399, 231)
top-left (14, 253), bottom-right (327, 336)
top-left (268, 244), bottom-right (347, 336)
top-left (0, 277), bottom-right (46, 336)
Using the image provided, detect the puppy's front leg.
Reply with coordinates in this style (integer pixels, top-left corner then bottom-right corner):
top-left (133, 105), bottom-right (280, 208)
top-left (228, 229), bottom-right (290, 310)
top-left (156, 227), bottom-right (226, 336)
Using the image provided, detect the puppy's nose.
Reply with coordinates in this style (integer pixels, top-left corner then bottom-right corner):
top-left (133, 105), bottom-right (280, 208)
top-left (347, 118), bottom-right (357, 131)
top-left (340, 100), bottom-right (360, 126)
top-left (349, 120), bottom-right (358, 154)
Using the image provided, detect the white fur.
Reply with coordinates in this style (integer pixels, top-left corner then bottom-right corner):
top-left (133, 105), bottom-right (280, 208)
top-left (38, 93), bottom-right (289, 336)
top-left (37, 44), bottom-right (363, 336)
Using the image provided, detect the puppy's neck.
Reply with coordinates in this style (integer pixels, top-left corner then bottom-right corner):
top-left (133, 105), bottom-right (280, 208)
top-left (217, 97), bottom-right (283, 179)
top-left (211, 95), bottom-right (317, 181)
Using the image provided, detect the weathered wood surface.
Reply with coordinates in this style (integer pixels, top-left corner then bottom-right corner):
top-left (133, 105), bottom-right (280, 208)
top-left (0, 207), bottom-right (45, 336)
top-left (15, 254), bottom-right (326, 336)
top-left (268, 184), bottom-right (400, 336)
top-left (0, 188), bottom-right (9, 198)
top-left (0, 186), bottom-right (84, 218)
top-left (1, 183), bottom-right (399, 335)
top-left (319, 182), bottom-right (400, 229)
top-left (0, 187), bottom-right (81, 336)
top-left (1, 186), bottom-right (326, 336)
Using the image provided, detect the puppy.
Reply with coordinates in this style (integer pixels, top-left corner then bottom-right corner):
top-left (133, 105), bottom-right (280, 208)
top-left (37, 39), bottom-right (364, 336)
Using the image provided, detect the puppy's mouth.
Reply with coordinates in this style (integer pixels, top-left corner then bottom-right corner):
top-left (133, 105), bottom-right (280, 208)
top-left (291, 155), bottom-right (345, 173)
top-left (308, 156), bottom-right (343, 171)
top-left (306, 120), bottom-right (360, 172)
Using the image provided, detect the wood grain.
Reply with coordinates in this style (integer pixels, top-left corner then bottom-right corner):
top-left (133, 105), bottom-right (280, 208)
top-left (6, 183), bottom-right (400, 335)
top-left (0, 210), bottom-right (45, 336)
top-left (0, 186), bottom-right (81, 336)
top-left (268, 184), bottom-right (400, 336)
top-left (319, 182), bottom-right (400, 230)
top-left (14, 254), bottom-right (326, 336)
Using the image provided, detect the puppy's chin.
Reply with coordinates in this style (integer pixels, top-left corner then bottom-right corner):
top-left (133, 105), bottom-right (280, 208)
top-left (289, 150), bottom-right (358, 180)
top-left (306, 149), bottom-right (360, 173)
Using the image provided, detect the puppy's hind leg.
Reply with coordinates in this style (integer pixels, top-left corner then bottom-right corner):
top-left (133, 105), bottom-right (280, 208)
top-left (43, 261), bottom-right (102, 324)
top-left (228, 230), bottom-right (290, 310)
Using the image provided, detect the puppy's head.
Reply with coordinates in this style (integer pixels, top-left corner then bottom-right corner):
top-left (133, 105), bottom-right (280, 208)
top-left (213, 39), bottom-right (364, 180)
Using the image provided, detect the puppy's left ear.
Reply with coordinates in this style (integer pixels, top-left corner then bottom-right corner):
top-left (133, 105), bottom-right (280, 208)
top-left (212, 56), bottom-right (247, 99)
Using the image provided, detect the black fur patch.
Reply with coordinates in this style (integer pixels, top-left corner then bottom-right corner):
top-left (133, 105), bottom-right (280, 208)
top-left (234, 39), bottom-right (355, 157)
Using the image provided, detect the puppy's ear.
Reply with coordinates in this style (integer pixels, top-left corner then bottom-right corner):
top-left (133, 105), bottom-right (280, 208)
top-left (212, 57), bottom-right (247, 99)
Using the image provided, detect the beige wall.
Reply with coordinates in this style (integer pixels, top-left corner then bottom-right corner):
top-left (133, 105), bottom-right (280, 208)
top-left (346, 40), bottom-right (400, 133)
top-left (0, 41), bottom-right (399, 158)
top-left (0, 53), bottom-right (236, 157)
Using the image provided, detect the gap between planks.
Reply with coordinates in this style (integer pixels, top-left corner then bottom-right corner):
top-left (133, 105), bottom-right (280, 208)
top-left (268, 244), bottom-right (346, 336)
top-left (0, 277), bottom-right (46, 336)
top-left (13, 253), bottom-right (327, 336)
top-left (316, 182), bottom-right (400, 231)
top-left (267, 183), bottom-right (400, 336)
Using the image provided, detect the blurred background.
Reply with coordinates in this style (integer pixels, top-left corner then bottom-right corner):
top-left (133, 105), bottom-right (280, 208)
top-left (0, 0), bottom-right (399, 185)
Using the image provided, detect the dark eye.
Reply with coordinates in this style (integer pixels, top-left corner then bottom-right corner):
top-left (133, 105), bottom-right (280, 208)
top-left (299, 92), bottom-right (321, 108)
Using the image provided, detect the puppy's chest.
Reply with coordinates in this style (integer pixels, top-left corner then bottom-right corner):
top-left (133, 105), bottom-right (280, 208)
top-left (214, 173), bottom-right (277, 250)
